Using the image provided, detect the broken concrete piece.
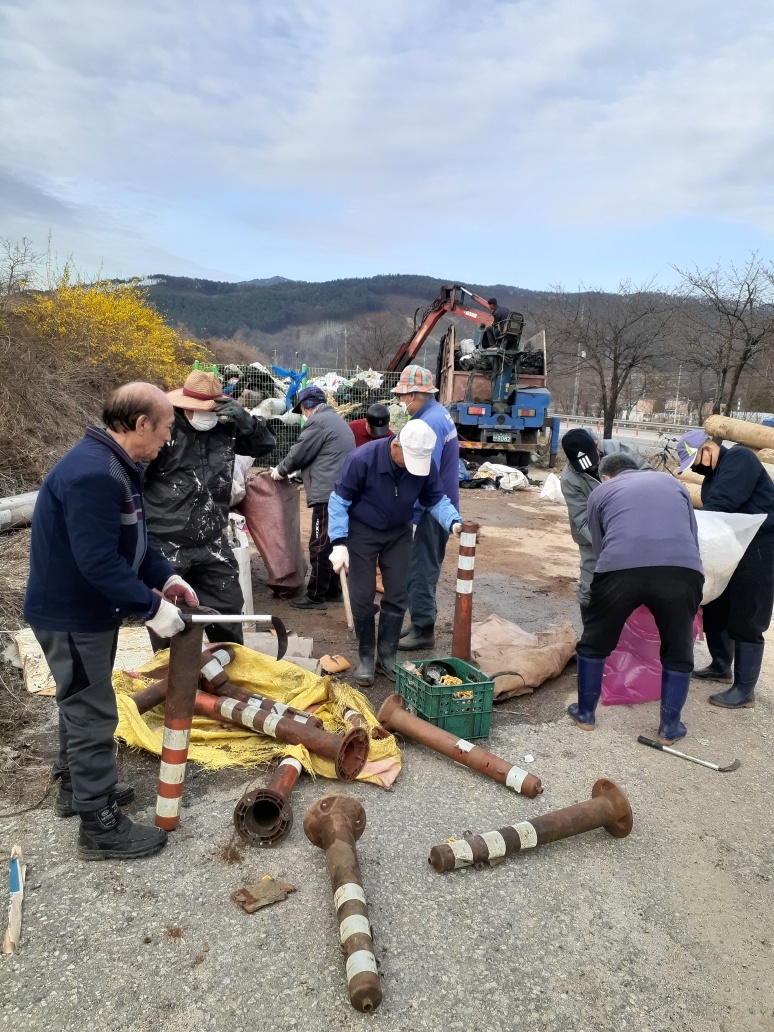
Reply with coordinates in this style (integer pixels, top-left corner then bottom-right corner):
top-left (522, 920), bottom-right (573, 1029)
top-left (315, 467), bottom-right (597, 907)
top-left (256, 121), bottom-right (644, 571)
top-left (231, 876), bottom-right (297, 913)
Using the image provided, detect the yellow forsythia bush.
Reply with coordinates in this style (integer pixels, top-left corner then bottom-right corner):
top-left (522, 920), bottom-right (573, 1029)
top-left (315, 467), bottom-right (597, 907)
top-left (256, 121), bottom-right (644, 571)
top-left (24, 272), bottom-right (205, 387)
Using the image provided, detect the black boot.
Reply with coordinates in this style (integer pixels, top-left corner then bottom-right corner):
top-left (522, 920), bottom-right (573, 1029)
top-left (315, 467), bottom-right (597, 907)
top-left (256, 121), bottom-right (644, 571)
top-left (397, 624), bottom-right (435, 650)
top-left (55, 775), bottom-right (135, 819)
top-left (709, 641), bottom-right (762, 709)
top-left (354, 617), bottom-right (376, 688)
top-left (657, 668), bottom-right (691, 744)
top-left (376, 612), bottom-right (405, 682)
top-left (78, 800), bottom-right (167, 860)
top-left (693, 630), bottom-right (733, 682)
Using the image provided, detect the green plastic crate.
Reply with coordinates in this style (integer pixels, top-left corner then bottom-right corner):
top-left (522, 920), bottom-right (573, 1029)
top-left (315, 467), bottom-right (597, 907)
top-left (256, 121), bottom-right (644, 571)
top-left (395, 656), bottom-right (494, 740)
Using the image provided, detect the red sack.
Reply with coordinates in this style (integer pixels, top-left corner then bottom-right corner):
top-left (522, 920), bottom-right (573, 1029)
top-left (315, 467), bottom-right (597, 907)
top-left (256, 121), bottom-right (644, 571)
top-left (601, 606), bottom-right (703, 706)
top-left (236, 472), bottom-right (307, 598)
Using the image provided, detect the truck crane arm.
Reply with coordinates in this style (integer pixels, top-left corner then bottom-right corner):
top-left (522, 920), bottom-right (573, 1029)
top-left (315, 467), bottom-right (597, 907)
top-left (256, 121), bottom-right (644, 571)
top-left (387, 284), bottom-right (494, 373)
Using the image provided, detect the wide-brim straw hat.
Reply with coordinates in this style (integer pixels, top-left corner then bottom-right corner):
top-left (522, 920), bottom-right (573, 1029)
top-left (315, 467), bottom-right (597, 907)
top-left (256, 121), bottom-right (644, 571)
top-left (167, 371), bottom-right (226, 411)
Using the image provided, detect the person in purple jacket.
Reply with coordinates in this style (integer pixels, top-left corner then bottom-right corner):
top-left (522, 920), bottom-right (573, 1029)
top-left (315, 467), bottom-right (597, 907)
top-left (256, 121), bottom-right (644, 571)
top-left (24, 382), bottom-right (198, 861)
top-left (391, 365), bottom-right (460, 651)
top-left (568, 453), bottom-right (704, 744)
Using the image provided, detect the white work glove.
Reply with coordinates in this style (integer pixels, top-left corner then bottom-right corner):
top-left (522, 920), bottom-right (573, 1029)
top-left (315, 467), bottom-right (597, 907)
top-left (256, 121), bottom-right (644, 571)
top-left (145, 598), bottom-right (186, 638)
top-left (270, 466), bottom-right (285, 481)
top-left (161, 575), bottom-right (199, 608)
top-left (330, 544), bottom-right (349, 574)
top-left (452, 523), bottom-right (462, 537)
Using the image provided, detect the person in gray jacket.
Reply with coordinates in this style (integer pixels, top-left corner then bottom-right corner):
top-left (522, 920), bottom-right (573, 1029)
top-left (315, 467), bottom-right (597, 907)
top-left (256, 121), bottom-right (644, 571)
top-left (560, 428), bottom-right (649, 620)
top-left (271, 386), bottom-right (356, 610)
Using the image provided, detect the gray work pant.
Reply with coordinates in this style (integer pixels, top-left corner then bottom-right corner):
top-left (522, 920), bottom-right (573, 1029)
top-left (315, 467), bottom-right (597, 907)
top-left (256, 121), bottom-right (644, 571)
top-left (405, 510), bottom-right (450, 630)
top-left (577, 543), bottom-right (597, 608)
top-left (33, 628), bottom-right (120, 813)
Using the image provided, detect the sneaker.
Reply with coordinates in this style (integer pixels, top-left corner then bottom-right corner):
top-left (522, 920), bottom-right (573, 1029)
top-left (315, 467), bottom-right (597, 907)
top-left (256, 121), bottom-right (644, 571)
top-left (78, 801), bottom-right (167, 861)
top-left (289, 597), bottom-right (327, 611)
top-left (55, 781), bottom-right (135, 819)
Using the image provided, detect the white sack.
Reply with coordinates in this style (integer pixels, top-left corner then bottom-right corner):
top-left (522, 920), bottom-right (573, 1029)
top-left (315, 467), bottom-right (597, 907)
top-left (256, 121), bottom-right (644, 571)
top-left (694, 511), bottom-right (766, 604)
top-left (476, 462), bottom-right (529, 492)
top-left (539, 473), bottom-right (563, 503)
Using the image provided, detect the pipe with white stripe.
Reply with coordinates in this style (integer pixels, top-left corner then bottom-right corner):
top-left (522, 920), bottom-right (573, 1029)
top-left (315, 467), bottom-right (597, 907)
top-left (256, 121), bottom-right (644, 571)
top-left (428, 778), bottom-right (633, 873)
top-left (233, 756), bottom-right (303, 847)
top-left (304, 796), bottom-right (382, 1013)
top-left (451, 520), bottom-right (480, 662)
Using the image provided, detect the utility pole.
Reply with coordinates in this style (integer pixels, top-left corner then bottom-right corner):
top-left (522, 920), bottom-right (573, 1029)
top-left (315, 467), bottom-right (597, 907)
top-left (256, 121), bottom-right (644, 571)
top-left (344, 327), bottom-right (348, 371)
top-left (673, 363), bottom-right (682, 425)
top-left (572, 342), bottom-right (585, 416)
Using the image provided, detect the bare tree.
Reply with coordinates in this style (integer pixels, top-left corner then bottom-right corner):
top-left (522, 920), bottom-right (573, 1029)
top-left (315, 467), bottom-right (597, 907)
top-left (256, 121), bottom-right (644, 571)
top-left (0, 237), bottom-right (41, 308)
top-left (347, 311), bottom-right (409, 370)
top-left (674, 253), bottom-right (774, 415)
top-left (535, 281), bottom-right (676, 437)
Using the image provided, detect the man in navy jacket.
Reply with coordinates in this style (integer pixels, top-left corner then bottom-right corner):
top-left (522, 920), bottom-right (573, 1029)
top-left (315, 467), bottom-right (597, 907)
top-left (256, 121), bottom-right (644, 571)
top-left (327, 420), bottom-right (462, 687)
top-left (24, 382), bottom-right (198, 861)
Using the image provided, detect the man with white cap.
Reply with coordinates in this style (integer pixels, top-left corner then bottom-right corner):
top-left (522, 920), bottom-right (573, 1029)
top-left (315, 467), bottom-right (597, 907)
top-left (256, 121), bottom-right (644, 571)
top-left (676, 428), bottom-right (774, 708)
top-left (327, 421), bottom-right (463, 687)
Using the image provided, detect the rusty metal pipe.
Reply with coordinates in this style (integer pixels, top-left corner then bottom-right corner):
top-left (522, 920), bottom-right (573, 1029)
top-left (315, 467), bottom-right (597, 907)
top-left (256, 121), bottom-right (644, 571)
top-left (154, 618), bottom-right (205, 831)
top-left (377, 693), bottom-right (542, 797)
top-left (233, 756), bottom-right (302, 847)
top-left (304, 796), bottom-right (382, 1013)
top-left (428, 778), bottom-right (632, 873)
top-left (132, 646), bottom-right (235, 716)
top-left (451, 520), bottom-right (479, 662)
top-left (193, 691), bottom-right (369, 781)
top-left (344, 708), bottom-right (390, 741)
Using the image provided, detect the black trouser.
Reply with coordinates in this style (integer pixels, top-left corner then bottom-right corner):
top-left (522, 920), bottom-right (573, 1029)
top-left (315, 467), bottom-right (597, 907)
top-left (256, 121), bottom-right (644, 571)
top-left (348, 519), bottom-right (413, 622)
top-left (33, 628), bottom-right (120, 813)
top-left (702, 541), bottom-right (774, 646)
top-left (307, 502), bottom-right (334, 601)
top-left (149, 535), bottom-right (245, 649)
top-left (577, 566), bottom-right (704, 673)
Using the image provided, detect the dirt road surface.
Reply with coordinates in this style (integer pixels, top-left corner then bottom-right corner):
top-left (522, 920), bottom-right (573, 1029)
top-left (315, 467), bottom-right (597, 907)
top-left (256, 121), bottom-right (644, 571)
top-left (2, 475), bottom-right (772, 1032)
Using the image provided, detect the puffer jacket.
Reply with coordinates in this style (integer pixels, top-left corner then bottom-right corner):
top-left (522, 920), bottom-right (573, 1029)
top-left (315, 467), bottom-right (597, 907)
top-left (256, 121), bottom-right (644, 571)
top-left (144, 408), bottom-right (275, 547)
top-left (276, 403), bottom-right (356, 506)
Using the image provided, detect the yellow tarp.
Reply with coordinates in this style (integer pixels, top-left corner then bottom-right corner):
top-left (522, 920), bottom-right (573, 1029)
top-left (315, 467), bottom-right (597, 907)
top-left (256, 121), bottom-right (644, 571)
top-left (113, 645), bottom-right (401, 788)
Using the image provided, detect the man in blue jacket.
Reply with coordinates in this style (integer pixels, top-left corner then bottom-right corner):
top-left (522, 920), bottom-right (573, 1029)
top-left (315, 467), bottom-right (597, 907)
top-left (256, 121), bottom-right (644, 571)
top-left (677, 428), bottom-right (774, 708)
top-left (328, 420), bottom-right (463, 687)
top-left (392, 366), bottom-right (460, 651)
top-left (24, 382), bottom-right (198, 861)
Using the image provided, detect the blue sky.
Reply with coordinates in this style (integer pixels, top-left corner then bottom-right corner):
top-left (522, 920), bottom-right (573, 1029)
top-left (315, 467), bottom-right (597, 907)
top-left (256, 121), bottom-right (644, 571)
top-left (1, 0), bottom-right (772, 290)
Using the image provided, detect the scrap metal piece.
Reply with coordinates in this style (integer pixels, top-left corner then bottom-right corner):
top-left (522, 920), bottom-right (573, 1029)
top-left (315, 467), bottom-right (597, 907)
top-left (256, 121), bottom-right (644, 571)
top-left (451, 520), bottom-right (479, 662)
top-left (231, 876), bottom-right (297, 913)
top-left (344, 709), bottom-right (390, 741)
top-left (304, 796), bottom-right (382, 1014)
top-left (637, 735), bottom-right (741, 772)
top-left (234, 756), bottom-right (303, 847)
top-left (377, 693), bottom-right (542, 797)
top-left (428, 778), bottom-right (633, 873)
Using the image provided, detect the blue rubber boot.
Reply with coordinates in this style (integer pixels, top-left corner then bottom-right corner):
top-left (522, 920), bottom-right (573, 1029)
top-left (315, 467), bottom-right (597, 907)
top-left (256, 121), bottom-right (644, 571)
top-left (657, 668), bottom-right (691, 744)
top-left (709, 641), bottom-right (762, 709)
top-left (693, 630), bottom-right (733, 683)
top-left (567, 656), bottom-right (605, 730)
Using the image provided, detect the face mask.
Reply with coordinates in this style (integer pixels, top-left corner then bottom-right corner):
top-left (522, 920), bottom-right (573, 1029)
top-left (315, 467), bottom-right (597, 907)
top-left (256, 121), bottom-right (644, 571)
top-left (398, 401), bottom-right (409, 415)
top-left (187, 411), bottom-right (218, 432)
top-left (693, 462), bottom-right (714, 477)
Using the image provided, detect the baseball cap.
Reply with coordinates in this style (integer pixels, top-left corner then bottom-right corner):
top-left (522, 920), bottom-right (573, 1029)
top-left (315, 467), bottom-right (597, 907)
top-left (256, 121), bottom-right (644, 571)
top-left (676, 430), bottom-right (709, 474)
top-left (392, 365), bottom-right (438, 395)
top-left (365, 403), bottom-right (391, 438)
top-left (398, 420), bottom-right (437, 476)
top-left (562, 429), bottom-right (600, 473)
top-left (292, 385), bottom-right (327, 413)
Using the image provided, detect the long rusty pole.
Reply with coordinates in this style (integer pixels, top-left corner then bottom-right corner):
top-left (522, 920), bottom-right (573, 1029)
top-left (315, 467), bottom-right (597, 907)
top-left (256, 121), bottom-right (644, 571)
top-left (233, 756), bottom-right (303, 847)
top-left (428, 778), bottom-right (632, 872)
top-left (377, 693), bottom-right (542, 797)
top-left (304, 796), bottom-right (382, 1013)
top-left (193, 691), bottom-right (369, 781)
top-left (154, 619), bottom-right (205, 831)
top-left (451, 520), bottom-right (479, 662)
top-left (132, 646), bottom-right (236, 715)
top-left (200, 676), bottom-right (325, 730)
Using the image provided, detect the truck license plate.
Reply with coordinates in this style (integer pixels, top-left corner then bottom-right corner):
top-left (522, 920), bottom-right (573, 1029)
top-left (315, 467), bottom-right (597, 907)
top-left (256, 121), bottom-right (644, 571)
top-left (492, 432), bottom-right (511, 443)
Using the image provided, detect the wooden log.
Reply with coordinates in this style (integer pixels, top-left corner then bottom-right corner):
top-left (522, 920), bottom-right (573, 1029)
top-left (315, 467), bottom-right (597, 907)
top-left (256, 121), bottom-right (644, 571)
top-left (681, 481), bottom-right (703, 509)
top-left (676, 469), bottom-right (704, 486)
top-left (703, 416), bottom-right (774, 450)
top-left (0, 492), bottom-right (38, 533)
top-left (757, 448), bottom-right (774, 465)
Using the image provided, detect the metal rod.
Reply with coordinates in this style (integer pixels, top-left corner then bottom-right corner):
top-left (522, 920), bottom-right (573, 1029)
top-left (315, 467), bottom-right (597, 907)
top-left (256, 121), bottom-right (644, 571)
top-left (377, 693), bottom-right (542, 797)
top-left (637, 735), bottom-right (741, 772)
top-left (193, 691), bottom-right (369, 781)
top-left (233, 757), bottom-right (303, 847)
top-left (304, 796), bottom-right (382, 1013)
top-left (154, 619), bottom-right (205, 831)
top-left (428, 778), bottom-right (633, 872)
top-left (183, 614), bottom-right (274, 623)
top-left (451, 521), bottom-right (479, 662)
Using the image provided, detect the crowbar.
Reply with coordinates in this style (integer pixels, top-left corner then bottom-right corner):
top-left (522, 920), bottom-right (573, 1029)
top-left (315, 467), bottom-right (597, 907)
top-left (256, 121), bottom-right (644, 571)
top-left (180, 614), bottom-right (288, 660)
top-left (339, 570), bottom-right (354, 631)
top-left (637, 736), bottom-right (741, 772)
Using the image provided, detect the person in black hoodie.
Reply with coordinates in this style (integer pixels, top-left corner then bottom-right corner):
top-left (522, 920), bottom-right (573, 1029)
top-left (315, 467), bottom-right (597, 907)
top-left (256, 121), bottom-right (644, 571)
top-left (676, 428), bottom-right (774, 708)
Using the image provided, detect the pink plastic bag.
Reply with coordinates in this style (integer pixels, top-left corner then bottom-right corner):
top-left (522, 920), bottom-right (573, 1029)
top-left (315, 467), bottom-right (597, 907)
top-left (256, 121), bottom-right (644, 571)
top-left (601, 606), bottom-right (703, 706)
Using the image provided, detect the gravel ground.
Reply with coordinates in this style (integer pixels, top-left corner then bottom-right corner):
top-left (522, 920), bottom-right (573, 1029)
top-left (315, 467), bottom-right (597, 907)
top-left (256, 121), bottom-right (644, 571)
top-left (2, 480), bottom-right (772, 1032)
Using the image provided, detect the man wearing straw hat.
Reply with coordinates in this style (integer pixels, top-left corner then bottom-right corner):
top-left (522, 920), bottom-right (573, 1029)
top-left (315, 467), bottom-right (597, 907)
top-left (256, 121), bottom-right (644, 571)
top-left (143, 369), bottom-right (276, 649)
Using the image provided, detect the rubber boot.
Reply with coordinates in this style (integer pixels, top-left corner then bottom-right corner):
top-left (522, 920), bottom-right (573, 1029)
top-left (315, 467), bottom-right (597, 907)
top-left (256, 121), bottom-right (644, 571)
top-left (77, 800), bottom-right (167, 861)
top-left (693, 629), bottom-right (733, 682)
top-left (567, 656), bottom-right (605, 730)
top-left (709, 641), bottom-right (762, 709)
top-left (354, 617), bottom-right (376, 688)
top-left (55, 775), bottom-right (135, 819)
top-left (376, 612), bottom-right (405, 682)
top-left (398, 623), bottom-right (435, 650)
top-left (657, 668), bottom-right (691, 744)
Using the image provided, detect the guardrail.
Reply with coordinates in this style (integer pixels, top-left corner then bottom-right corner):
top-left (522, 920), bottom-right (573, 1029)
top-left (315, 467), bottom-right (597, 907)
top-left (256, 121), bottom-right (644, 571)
top-left (552, 414), bottom-right (699, 437)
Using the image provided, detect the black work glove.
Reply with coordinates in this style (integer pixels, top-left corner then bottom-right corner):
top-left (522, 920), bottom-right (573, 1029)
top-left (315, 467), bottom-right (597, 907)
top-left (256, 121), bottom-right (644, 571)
top-left (215, 398), bottom-right (256, 434)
